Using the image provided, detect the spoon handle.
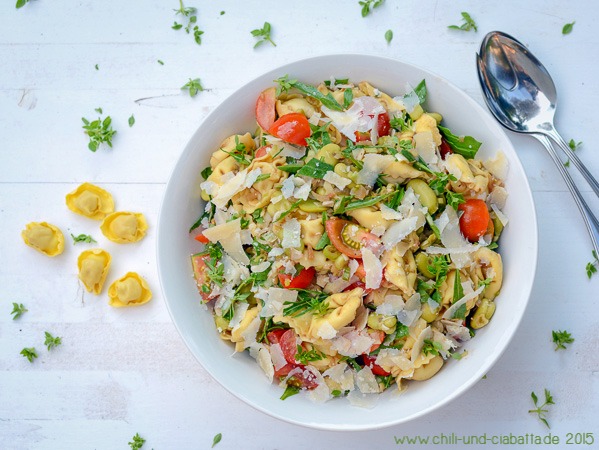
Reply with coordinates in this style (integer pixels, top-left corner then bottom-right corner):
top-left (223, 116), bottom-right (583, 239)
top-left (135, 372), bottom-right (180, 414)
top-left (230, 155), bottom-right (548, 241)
top-left (546, 129), bottom-right (599, 198)
top-left (535, 134), bottom-right (599, 256)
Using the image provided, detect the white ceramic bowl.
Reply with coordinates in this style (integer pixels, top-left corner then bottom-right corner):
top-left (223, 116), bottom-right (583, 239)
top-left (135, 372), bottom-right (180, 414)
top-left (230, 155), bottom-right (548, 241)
top-left (157, 54), bottom-right (538, 431)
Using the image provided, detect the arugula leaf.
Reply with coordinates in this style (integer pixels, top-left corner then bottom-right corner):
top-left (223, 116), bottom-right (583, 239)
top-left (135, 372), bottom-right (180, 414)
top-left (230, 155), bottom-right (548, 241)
top-left (338, 191), bottom-right (394, 214)
top-left (280, 385), bottom-right (300, 400)
top-left (283, 289), bottom-right (329, 317)
top-left (562, 21), bottom-right (575, 35)
top-left (201, 166), bottom-right (213, 180)
top-left (297, 158), bottom-right (334, 179)
top-left (438, 125), bottom-right (482, 159)
top-left (426, 213), bottom-right (441, 240)
top-left (314, 233), bottom-right (330, 251)
top-left (251, 22), bottom-right (276, 48)
top-left (212, 432), bottom-right (222, 448)
top-left (452, 303), bottom-right (467, 320)
top-left (275, 76), bottom-right (343, 111)
top-left (385, 29), bottom-right (393, 44)
top-left (274, 200), bottom-right (302, 223)
top-left (448, 12), bottom-right (478, 32)
top-left (453, 270), bottom-right (463, 303)
top-left (552, 330), bottom-right (574, 351)
top-left (278, 163), bottom-right (303, 174)
top-left (413, 79), bottom-right (427, 104)
top-left (181, 78), bottom-right (204, 97)
top-left (11, 303), bottom-right (28, 320)
top-left (295, 345), bottom-right (325, 364)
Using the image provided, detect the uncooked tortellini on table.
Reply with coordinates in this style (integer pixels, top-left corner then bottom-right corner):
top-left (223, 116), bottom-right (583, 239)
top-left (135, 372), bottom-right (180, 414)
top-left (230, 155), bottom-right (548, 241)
top-left (108, 272), bottom-right (152, 307)
top-left (77, 249), bottom-right (111, 294)
top-left (100, 211), bottom-right (148, 243)
top-left (66, 182), bottom-right (114, 220)
top-left (21, 222), bottom-right (65, 257)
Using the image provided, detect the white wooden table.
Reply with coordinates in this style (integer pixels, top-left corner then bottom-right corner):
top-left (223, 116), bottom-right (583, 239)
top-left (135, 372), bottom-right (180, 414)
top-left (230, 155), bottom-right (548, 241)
top-left (1, 1), bottom-right (598, 448)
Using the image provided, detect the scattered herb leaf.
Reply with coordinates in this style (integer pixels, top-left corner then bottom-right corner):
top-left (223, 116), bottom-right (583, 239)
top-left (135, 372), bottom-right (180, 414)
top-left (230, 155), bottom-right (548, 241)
top-left (385, 29), bottom-right (393, 44)
top-left (128, 433), bottom-right (145, 450)
top-left (11, 303), bottom-right (28, 320)
top-left (251, 21), bottom-right (276, 48)
top-left (562, 21), bottom-right (575, 35)
top-left (71, 233), bottom-right (96, 244)
top-left (359, 0), bottom-right (384, 17)
top-left (44, 331), bottom-right (62, 350)
top-left (128, 114), bottom-right (135, 127)
top-left (448, 12), bottom-right (478, 32)
top-left (181, 78), bottom-right (204, 97)
top-left (552, 330), bottom-right (574, 351)
top-left (438, 125), bottom-right (481, 159)
top-left (20, 347), bottom-right (37, 363)
top-left (82, 112), bottom-right (116, 152)
top-left (586, 250), bottom-right (598, 279)
top-left (280, 384), bottom-right (300, 400)
top-left (212, 432), bottom-right (222, 448)
top-left (529, 389), bottom-right (554, 428)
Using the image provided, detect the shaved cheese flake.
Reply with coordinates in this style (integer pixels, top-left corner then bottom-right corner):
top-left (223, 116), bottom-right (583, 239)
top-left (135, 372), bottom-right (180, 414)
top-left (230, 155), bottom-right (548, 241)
top-left (271, 194), bottom-right (283, 204)
top-left (442, 320), bottom-right (472, 343)
top-left (347, 390), bottom-right (379, 409)
top-left (488, 186), bottom-right (508, 210)
top-left (212, 169), bottom-right (248, 209)
top-left (269, 343), bottom-right (288, 371)
top-left (411, 325), bottom-right (433, 362)
top-left (355, 366), bottom-right (379, 394)
top-left (323, 171), bottom-right (351, 190)
top-left (443, 155), bottom-right (463, 180)
top-left (281, 176), bottom-right (296, 199)
top-left (361, 247), bottom-right (382, 289)
top-left (483, 151), bottom-right (509, 180)
top-left (200, 180), bottom-right (218, 197)
top-left (432, 329), bottom-right (456, 358)
top-left (260, 287), bottom-right (297, 318)
top-left (376, 294), bottom-right (405, 316)
top-left (394, 83), bottom-right (420, 113)
top-left (382, 216), bottom-right (418, 249)
top-left (375, 348), bottom-right (413, 372)
top-left (307, 369), bottom-right (331, 403)
top-left (397, 293), bottom-right (422, 327)
top-left (249, 343), bottom-right (274, 383)
top-left (380, 204), bottom-right (403, 220)
top-left (281, 218), bottom-right (301, 249)
top-left (414, 131), bottom-right (438, 166)
top-left (348, 259), bottom-right (359, 278)
top-left (250, 261), bottom-right (271, 273)
top-left (202, 219), bottom-right (250, 265)
top-left (268, 247), bottom-right (284, 258)
top-left (223, 254), bottom-right (249, 285)
top-left (265, 135), bottom-right (306, 159)
top-left (442, 285), bottom-right (485, 320)
top-left (293, 182), bottom-right (311, 201)
top-left (321, 96), bottom-right (385, 141)
top-left (356, 154), bottom-right (396, 186)
top-left (240, 315), bottom-right (261, 349)
top-left (323, 363), bottom-right (355, 391)
top-left (317, 321), bottom-right (338, 339)
top-left (491, 204), bottom-right (509, 226)
top-left (331, 330), bottom-right (375, 357)
top-left (245, 168), bottom-right (263, 188)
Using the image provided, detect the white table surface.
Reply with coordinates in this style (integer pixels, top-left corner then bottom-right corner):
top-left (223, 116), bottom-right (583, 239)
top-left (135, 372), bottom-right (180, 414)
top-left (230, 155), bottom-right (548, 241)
top-left (1, 1), bottom-right (598, 449)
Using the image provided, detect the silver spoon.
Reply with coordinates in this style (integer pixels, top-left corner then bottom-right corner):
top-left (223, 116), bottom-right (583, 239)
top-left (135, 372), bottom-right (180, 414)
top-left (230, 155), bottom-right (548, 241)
top-left (476, 31), bottom-right (599, 197)
top-left (477, 31), bottom-right (599, 257)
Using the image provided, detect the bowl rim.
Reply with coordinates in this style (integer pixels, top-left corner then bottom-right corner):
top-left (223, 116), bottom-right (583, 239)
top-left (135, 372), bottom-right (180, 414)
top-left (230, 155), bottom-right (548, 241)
top-left (156, 53), bottom-right (539, 431)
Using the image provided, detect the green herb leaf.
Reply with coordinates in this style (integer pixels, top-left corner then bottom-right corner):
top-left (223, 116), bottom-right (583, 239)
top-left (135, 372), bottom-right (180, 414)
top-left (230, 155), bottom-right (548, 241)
top-left (339, 191), bottom-right (394, 214)
top-left (422, 339), bottom-right (443, 356)
top-left (251, 21), bottom-right (276, 48)
top-left (280, 384), bottom-right (300, 400)
top-left (297, 158), bottom-right (334, 179)
top-left (275, 76), bottom-right (344, 111)
top-left (201, 166), bottom-right (213, 180)
top-left (359, 0), bottom-right (384, 17)
top-left (385, 29), bottom-right (393, 44)
top-left (295, 345), bottom-right (325, 364)
top-left (128, 114), bottom-right (135, 127)
top-left (70, 233), bottom-right (97, 244)
top-left (283, 289), bottom-right (329, 317)
top-left (452, 303), bottom-right (467, 320)
top-left (413, 79), bottom-right (427, 104)
top-left (278, 163), bottom-right (303, 174)
top-left (212, 432), bottom-right (222, 448)
top-left (528, 389), bottom-right (554, 429)
top-left (20, 347), bottom-right (37, 363)
top-left (11, 303), bottom-right (28, 320)
top-left (181, 78), bottom-right (204, 98)
top-left (157, 60), bottom-right (164, 65)
top-left (343, 88), bottom-right (354, 109)
top-left (314, 232), bottom-right (331, 251)
top-left (275, 200), bottom-right (302, 223)
top-left (568, 138), bottom-right (582, 151)
top-left (44, 331), bottom-right (62, 350)
top-left (453, 270), bottom-right (464, 303)
top-left (448, 11), bottom-right (478, 32)
top-left (128, 433), bottom-right (145, 450)
top-left (586, 249), bottom-right (598, 279)
top-left (16, 0), bottom-right (29, 8)
top-left (82, 112), bottom-right (116, 152)
top-left (552, 330), bottom-right (574, 351)
top-left (562, 21), bottom-right (575, 35)
top-left (438, 125), bottom-right (481, 159)
top-left (94, 64), bottom-right (99, 70)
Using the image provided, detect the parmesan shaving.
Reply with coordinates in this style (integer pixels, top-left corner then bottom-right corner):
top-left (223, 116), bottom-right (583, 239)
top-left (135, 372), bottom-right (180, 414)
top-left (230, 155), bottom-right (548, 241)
top-left (483, 151), bottom-right (509, 180)
top-left (347, 390), bottom-right (379, 409)
top-left (323, 171), bottom-right (351, 190)
top-left (361, 247), bottom-right (382, 289)
top-left (201, 219), bottom-right (250, 265)
top-left (442, 285), bottom-right (485, 320)
top-left (380, 204), bottom-right (403, 220)
top-left (356, 154), bottom-right (396, 186)
top-left (355, 366), bottom-right (379, 394)
top-left (491, 204), bottom-right (509, 226)
top-left (245, 168), bottom-right (262, 188)
top-left (212, 169), bottom-right (248, 209)
top-left (249, 343), bottom-right (274, 383)
top-left (411, 325), bottom-right (433, 362)
top-left (269, 343), bottom-right (288, 371)
top-left (281, 218), bottom-right (301, 249)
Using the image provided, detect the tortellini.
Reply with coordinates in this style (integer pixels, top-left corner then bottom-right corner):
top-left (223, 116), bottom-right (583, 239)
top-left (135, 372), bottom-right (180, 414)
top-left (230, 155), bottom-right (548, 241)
top-left (66, 183), bottom-right (114, 220)
top-left (108, 272), bottom-right (152, 307)
top-left (100, 211), bottom-right (148, 243)
top-left (77, 249), bottom-right (111, 294)
top-left (21, 222), bottom-right (65, 257)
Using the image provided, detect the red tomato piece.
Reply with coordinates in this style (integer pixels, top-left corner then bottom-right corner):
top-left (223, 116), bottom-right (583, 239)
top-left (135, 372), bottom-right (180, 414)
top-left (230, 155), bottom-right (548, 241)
top-left (439, 139), bottom-right (453, 159)
top-left (279, 329), bottom-right (298, 364)
top-left (354, 131), bottom-right (370, 142)
top-left (458, 199), bottom-right (491, 242)
top-left (190, 254), bottom-right (215, 301)
top-left (342, 281), bottom-right (366, 293)
top-left (254, 145), bottom-right (271, 159)
top-left (367, 330), bottom-right (386, 353)
top-left (268, 113), bottom-right (311, 146)
top-left (377, 112), bottom-right (391, 137)
top-left (354, 260), bottom-right (366, 280)
top-left (278, 267), bottom-right (316, 289)
top-left (325, 219), bottom-right (380, 259)
top-left (361, 354), bottom-right (391, 376)
top-left (194, 233), bottom-right (209, 244)
top-left (288, 369), bottom-right (319, 390)
top-left (274, 363), bottom-right (295, 379)
top-left (255, 87), bottom-right (276, 130)
top-left (266, 329), bottom-right (286, 345)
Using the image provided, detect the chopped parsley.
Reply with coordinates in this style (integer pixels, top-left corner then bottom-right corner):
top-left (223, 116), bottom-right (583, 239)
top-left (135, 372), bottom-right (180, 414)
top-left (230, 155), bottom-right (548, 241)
top-left (82, 112), bottom-right (116, 152)
top-left (551, 330), bottom-right (574, 351)
top-left (11, 303), bottom-right (28, 320)
top-left (448, 12), bottom-right (478, 32)
top-left (251, 21), bottom-right (276, 48)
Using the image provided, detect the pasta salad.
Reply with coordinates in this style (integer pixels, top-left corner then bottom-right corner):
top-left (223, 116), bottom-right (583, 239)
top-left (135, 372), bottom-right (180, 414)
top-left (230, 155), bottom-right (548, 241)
top-left (189, 76), bottom-right (508, 405)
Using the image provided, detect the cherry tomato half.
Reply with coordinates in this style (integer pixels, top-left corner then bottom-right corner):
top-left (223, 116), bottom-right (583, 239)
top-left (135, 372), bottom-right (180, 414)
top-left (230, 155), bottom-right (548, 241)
top-left (286, 369), bottom-right (319, 390)
top-left (325, 218), bottom-right (380, 259)
top-left (279, 329), bottom-right (299, 364)
top-left (255, 87), bottom-right (276, 130)
top-left (278, 267), bottom-right (316, 289)
top-left (268, 113), bottom-right (311, 146)
top-left (458, 199), bottom-right (491, 242)
top-left (254, 145), bottom-right (271, 159)
top-left (439, 138), bottom-right (453, 159)
top-left (190, 254), bottom-right (216, 301)
top-left (353, 112), bottom-right (391, 142)
top-left (361, 354), bottom-right (391, 376)
top-left (194, 233), bottom-right (209, 244)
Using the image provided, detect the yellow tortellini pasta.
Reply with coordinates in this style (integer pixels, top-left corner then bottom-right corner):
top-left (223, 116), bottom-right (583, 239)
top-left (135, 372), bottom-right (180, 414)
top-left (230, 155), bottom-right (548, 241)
top-left (100, 211), bottom-right (148, 243)
top-left (65, 182), bottom-right (114, 220)
top-left (21, 222), bottom-right (65, 257)
top-left (77, 249), bottom-right (111, 294)
top-left (108, 272), bottom-right (152, 307)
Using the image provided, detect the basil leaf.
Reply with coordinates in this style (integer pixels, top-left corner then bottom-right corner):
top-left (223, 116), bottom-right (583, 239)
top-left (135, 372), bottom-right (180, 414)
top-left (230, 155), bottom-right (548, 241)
top-left (297, 158), bottom-right (334, 179)
top-left (343, 89), bottom-right (353, 109)
top-left (289, 80), bottom-right (343, 111)
top-left (438, 125), bottom-right (482, 159)
top-left (414, 79), bottom-right (427, 104)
